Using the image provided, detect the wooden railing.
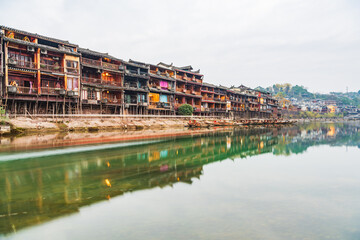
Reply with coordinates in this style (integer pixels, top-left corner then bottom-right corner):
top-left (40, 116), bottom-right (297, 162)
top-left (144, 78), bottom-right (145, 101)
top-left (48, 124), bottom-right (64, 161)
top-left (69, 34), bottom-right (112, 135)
top-left (103, 62), bottom-right (119, 71)
top-left (41, 87), bottom-right (58, 95)
top-left (66, 67), bottom-right (79, 74)
top-left (40, 63), bottom-right (63, 73)
top-left (14, 86), bottom-right (37, 94)
top-left (83, 77), bottom-right (121, 86)
top-left (82, 58), bottom-right (101, 67)
top-left (8, 58), bottom-right (36, 70)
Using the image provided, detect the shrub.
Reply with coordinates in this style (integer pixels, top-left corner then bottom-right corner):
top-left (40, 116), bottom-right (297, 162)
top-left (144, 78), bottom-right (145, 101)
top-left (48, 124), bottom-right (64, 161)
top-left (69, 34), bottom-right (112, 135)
top-left (178, 104), bottom-right (193, 116)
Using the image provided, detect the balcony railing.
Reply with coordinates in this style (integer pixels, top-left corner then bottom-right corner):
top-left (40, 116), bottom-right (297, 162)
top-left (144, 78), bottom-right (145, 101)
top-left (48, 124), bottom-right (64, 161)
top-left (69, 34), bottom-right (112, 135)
top-left (103, 62), bottom-right (119, 71)
top-left (150, 70), bottom-right (172, 78)
top-left (82, 77), bottom-right (102, 85)
top-left (8, 58), bottom-right (36, 70)
top-left (82, 58), bottom-right (101, 67)
top-left (41, 87), bottom-right (58, 95)
top-left (82, 77), bottom-right (121, 86)
top-left (40, 63), bottom-right (63, 73)
top-left (124, 82), bottom-right (139, 89)
top-left (66, 67), bottom-right (79, 74)
top-left (10, 86), bottom-right (38, 94)
top-left (102, 80), bottom-right (121, 87)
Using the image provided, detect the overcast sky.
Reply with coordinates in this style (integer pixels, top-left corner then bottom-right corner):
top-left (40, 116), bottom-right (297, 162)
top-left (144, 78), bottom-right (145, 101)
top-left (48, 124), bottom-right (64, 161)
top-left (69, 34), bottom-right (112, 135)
top-left (1, 0), bottom-right (359, 93)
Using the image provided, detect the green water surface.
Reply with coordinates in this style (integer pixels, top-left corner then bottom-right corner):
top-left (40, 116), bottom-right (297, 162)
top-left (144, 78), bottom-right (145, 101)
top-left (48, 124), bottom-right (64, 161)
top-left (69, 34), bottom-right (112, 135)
top-left (0, 123), bottom-right (360, 240)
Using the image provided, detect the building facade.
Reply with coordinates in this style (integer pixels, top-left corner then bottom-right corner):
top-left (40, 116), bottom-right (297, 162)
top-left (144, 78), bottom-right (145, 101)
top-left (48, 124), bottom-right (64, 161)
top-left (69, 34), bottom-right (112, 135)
top-left (0, 26), bottom-right (281, 118)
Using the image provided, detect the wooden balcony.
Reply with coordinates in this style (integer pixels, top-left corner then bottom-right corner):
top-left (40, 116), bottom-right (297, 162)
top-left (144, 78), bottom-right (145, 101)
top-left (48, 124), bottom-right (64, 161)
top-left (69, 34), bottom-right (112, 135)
top-left (66, 67), bottom-right (79, 74)
top-left (82, 58), bottom-right (101, 67)
top-left (82, 77), bottom-right (121, 87)
top-left (103, 62), bottom-right (119, 71)
top-left (7, 86), bottom-right (37, 95)
top-left (8, 58), bottom-right (37, 70)
top-left (40, 63), bottom-right (63, 73)
top-left (41, 87), bottom-right (63, 95)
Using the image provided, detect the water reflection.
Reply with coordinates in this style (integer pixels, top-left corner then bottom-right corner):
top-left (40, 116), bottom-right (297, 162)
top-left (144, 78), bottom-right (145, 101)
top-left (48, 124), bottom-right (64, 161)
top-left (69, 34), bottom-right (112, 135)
top-left (0, 123), bottom-right (359, 235)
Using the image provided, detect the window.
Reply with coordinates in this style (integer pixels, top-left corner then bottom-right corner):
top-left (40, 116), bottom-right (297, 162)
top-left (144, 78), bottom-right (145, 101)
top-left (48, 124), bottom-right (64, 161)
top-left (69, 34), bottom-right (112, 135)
top-left (67, 77), bottom-right (79, 90)
top-left (86, 89), bottom-right (99, 100)
top-left (66, 60), bottom-right (78, 73)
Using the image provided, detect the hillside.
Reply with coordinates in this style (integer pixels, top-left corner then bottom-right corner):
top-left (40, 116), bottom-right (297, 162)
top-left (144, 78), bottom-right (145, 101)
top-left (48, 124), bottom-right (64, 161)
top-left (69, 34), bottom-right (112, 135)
top-left (256, 84), bottom-right (360, 107)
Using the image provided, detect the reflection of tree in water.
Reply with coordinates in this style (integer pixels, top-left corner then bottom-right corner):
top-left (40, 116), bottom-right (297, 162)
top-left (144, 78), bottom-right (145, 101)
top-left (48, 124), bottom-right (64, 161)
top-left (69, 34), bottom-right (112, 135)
top-left (273, 123), bottom-right (360, 155)
top-left (0, 123), bottom-right (359, 234)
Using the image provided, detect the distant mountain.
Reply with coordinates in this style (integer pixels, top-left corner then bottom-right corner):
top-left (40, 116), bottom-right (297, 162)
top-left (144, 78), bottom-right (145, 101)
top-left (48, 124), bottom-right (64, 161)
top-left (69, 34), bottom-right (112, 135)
top-left (255, 84), bottom-right (360, 107)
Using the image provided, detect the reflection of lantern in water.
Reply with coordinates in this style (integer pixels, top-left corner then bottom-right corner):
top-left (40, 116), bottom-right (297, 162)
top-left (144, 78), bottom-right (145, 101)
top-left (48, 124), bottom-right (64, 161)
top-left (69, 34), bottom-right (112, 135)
top-left (106, 161), bottom-right (111, 167)
top-left (260, 141), bottom-right (264, 149)
top-left (327, 126), bottom-right (336, 137)
top-left (105, 179), bottom-right (111, 187)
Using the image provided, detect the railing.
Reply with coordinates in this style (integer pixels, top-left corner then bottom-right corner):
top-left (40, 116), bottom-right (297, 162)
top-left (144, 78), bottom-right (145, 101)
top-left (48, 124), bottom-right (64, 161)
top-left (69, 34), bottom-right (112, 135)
top-left (40, 63), bottom-right (63, 73)
top-left (176, 88), bottom-right (186, 93)
top-left (202, 96), bottom-right (214, 101)
top-left (82, 58), bottom-right (101, 67)
top-left (82, 77), bottom-right (102, 84)
top-left (103, 62), bottom-right (119, 70)
top-left (124, 82), bottom-right (139, 88)
top-left (13, 86), bottom-right (37, 94)
top-left (83, 77), bottom-right (121, 86)
top-left (66, 67), bottom-right (79, 74)
top-left (41, 87), bottom-right (58, 95)
top-left (149, 102), bottom-right (172, 109)
top-left (150, 70), bottom-right (172, 78)
top-left (125, 99), bottom-right (138, 104)
top-left (104, 98), bottom-right (121, 104)
top-left (8, 58), bottom-right (36, 69)
top-left (102, 80), bottom-right (121, 87)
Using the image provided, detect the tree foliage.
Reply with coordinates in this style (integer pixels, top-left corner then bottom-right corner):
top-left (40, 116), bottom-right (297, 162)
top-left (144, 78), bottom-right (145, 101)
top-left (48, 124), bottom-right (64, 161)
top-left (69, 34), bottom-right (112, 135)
top-left (178, 104), bottom-right (194, 116)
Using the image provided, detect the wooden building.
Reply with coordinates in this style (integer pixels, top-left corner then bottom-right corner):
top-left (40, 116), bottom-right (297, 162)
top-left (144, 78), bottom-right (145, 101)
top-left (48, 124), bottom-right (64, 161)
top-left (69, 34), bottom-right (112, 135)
top-left (158, 63), bottom-right (203, 114)
top-left (148, 63), bottom-right (176, 115)
top-left (123, 60), bottom-right (149, 115)
top-left (0, 26), bottom-right (281, 119)
top-left (226, 88), bottom-right (247, 118)
top-left (78, 48), bottom-right (124, 114)
top-left (0, 26), bottom-right (80, 115)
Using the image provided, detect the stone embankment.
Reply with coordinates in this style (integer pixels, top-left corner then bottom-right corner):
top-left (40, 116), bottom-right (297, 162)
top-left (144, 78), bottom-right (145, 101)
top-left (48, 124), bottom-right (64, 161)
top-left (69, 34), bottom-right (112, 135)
top-left (5, 117), bottom-right (190, 134)
top-left (2, 117), bottom-right (298, 135)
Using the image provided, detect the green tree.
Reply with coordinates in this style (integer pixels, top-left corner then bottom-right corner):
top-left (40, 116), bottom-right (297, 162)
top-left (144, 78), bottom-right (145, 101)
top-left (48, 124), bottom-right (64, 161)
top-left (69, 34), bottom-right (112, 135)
top-left (178, 104), bottom-right (194, 116)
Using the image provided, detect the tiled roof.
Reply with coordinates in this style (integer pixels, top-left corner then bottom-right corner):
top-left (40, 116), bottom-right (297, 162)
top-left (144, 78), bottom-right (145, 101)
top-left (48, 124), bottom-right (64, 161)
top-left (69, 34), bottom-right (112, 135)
top-left (4, 37), bottom-right (80, 56)
top-left (0, 25), bottom-right (78, 47)
top-left (78, 48), bottom-right (122, 62)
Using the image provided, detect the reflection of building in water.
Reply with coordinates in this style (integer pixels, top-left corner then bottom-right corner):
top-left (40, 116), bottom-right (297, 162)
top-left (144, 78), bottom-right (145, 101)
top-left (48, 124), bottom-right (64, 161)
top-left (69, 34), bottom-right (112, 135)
top-left (1, 123), bottom-right (359, 234)
top-left (0, 128), bottom-right (278, 234)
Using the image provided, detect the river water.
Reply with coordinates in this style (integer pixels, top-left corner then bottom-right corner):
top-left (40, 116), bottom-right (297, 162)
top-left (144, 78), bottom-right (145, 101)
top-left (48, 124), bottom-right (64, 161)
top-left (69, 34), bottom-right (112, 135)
top-left (0, 122), bottom-right (359, 240)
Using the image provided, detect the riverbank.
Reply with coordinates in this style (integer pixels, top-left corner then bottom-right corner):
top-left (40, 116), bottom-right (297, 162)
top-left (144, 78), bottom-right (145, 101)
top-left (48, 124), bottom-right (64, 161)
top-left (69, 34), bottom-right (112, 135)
top-left (2, 116), bottom-right (296, 135)
top-left (3, 117), bottom-right (190, 135)
top-left (2, 116), bottom-right (355, 136)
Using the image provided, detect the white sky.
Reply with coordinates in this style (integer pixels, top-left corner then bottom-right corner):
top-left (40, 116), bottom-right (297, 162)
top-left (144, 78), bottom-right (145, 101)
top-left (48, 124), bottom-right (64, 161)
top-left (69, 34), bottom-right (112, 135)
top-left (1, 0), bottom-right (359, 93)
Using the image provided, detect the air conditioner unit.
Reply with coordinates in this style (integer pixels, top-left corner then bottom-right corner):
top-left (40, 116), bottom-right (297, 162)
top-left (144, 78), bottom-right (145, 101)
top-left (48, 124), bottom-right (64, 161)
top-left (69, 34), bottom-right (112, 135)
top-left (118, 65), bottom-right (124, 71)
top-left (40, 49), bottom-right (47, 55)
top-left (58, 89), bottom-right (66, 95)
top-left (157, 71), bottom-right (161, 75)
top-left (8, 58), bottom-right (17, 65)
top-left (27, 46), bottom-right (35, 52)
top-left (7, 85), bottom-right (17, 93)
top-left (125, 104), bottom-right (130, 108)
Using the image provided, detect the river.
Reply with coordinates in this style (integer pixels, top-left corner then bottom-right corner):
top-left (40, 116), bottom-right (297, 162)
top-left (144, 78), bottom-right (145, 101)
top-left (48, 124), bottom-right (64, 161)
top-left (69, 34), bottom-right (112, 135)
top-left (0, 122), bottom-right (359, 240)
